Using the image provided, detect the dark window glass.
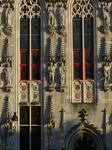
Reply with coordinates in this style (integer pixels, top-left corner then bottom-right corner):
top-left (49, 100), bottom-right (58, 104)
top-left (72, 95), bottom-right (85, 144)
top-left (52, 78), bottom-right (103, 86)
top-left (21, 67), bottom-right (29, 80)
top-left (74, 52), bottom-right (81, 63)
top-left (20, 18), bottom-right (29, 34)
top-left (31, 18), bottom-right (40, 50)
top-left (20, 18), bottom-right (29, 50)
top-left (32, 66), bottom-right (40, 80)
top-left (31, 126), bottom-right (41, 150)
top-left (84, 19), bottom-right (93, 50)
top-left (73, 19), bottom-right (82, 50)
top-left (73, 19), bottom-right (82, 34)
top-left (73, 35), bottom-right (82, 50)
top-left (74, 66), bottom-right (82, 79)
top-left (84, 19), bottom-right (93, 34)
top-left (20, 106), bottom-right (29, 124)
top-left (21, 53), bottom-right (28, 64)
top-left (31, 35), bottom-right (40, 49)
top-left (31, 18), bottom-right (40, 34)
top-left (86, 66), bottom-right (93, 78)
top-left (85, 52), bottom-right (93, 63)
top-left (84, 35), bottom-right (93, 50)
top-left (20, 36), bottom-right (29, 50)
top-left (32, 52), bottom-right (40, 64)
top-left (31, 106), bottom-right (41, 124)
top-left (20, 127), bottom-right (29, 150)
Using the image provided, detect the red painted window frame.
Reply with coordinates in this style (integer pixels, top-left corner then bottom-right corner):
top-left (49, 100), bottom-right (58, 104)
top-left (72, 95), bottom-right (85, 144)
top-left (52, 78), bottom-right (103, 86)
top-left (73, 50), bottom-right (82, 80)
top-left (31, 50), bottom-right (40, 80)
top-left (20, 50), bottom-right (29, 80)
top-left (84, 49), bottom-right (94, 80)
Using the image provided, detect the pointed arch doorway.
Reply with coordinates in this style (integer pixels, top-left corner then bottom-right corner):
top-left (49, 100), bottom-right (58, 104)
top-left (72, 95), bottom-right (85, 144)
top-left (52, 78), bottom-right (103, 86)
top-left (65, 123), bottom-right (105, 150)
top-left (74, 132), bottom-right (97, 150)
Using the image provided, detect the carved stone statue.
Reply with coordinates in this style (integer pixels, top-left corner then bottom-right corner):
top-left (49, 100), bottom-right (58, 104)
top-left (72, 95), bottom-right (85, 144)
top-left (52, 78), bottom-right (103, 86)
top-left (103, 6), bottom-right (109, 27)
top-left (6, 4), bottom-right (13, 27)
top-left (48, 62), bottom-right (55, 86)
top-left (59, 62), bottom-right (65, 86)
top-left (58, 6), bottom-right (65, 27)
top-left (104, 57), bottom-right (110, 88)
top-left (48, 3), bottom-right (54, 27)
top-left (5, 3), bottom-right (13, 35)
top-left (5, 68), bottom-right (12, 87)
top-left (0, 8), bottom-right (1, 24)
top-left (48, 129), bottom-right (55, 148)
top-left (4, 62), bottom-right (12, 87)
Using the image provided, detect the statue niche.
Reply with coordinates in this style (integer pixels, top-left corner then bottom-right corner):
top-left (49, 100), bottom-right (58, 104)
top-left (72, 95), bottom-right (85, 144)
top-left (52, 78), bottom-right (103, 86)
top-left (99, 3), bottom-right (110, 34)
top-left (4, 57), bottom-right (12, 92)
top-left (103, 54), bottom-right (110, 91)
top-left (48, 61), bottom-right (55, 91)
top-left (5, 2), bottom-right (13, 35)
top-left (58, 4), bottom-right (65, 35)
top-left (47, 3), bottom-right (55, 36)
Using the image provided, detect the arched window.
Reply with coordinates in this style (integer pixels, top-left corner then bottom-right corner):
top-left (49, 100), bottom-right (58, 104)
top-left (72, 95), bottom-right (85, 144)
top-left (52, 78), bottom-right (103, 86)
top-left (20, 0), bottom-right (41, 81)
top-left (19, 1), bottom-right (41, 150)
top-left (73, 0), bottom-right (94, 80)
top-left (72, 0), bottom-right (95, 103)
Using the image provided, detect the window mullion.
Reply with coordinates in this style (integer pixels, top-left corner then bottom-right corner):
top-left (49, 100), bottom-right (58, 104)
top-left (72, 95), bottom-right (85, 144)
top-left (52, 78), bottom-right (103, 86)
top-left (30, 106), bottom-right (31, 150)
top-left (29, 18), bottom-right (31, 150)
top-left (82, 16), bottom-right (84, 80)
top-left (29, 18), bottom-right (31, 81)
top-left (82, 12), bottom-right (84, 103)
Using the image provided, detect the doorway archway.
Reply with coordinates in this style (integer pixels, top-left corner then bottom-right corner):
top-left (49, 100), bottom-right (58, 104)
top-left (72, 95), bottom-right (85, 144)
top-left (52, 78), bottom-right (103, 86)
top-left (65, 123), bottom-right (105, 150)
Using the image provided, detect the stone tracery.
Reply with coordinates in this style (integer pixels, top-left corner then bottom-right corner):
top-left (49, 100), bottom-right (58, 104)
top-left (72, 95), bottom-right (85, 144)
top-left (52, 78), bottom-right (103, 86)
top-left (72, 0), bottom-right (94, 18)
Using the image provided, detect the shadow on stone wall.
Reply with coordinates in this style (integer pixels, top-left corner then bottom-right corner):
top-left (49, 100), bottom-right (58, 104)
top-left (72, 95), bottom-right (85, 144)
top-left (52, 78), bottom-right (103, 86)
top-left (97, 37), bottom-right (105, 91)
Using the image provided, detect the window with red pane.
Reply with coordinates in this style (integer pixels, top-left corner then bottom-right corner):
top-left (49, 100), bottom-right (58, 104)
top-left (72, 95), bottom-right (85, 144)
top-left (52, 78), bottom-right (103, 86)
top-left (31, 18), bottom-right (40, 80)
top-left (84, 18), bottom-right (94, 80)
top-left (20, 18), bottom-right (29, 80)
top-left (20, 17), bottom-right (41, 80)
top-left (73, 18), bottom-right (94, 80)
top-left (73, 18), bottom-right (82, 80)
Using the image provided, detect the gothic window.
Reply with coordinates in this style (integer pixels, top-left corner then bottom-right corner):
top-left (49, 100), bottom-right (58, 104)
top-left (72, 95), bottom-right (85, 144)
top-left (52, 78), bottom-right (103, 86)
top-left (19, 1), bottom-right (41, 150)
top-left (20, 0), bottom-right (41, 81)
top-left (20, 106), bottom-right (41, 150)
top-left (73, 0), bottom-right (94, 80)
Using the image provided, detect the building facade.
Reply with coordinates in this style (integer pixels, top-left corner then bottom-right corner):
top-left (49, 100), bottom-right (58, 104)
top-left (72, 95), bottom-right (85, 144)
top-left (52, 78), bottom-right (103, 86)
top-left (0, 0), bottom-right (112, 149)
